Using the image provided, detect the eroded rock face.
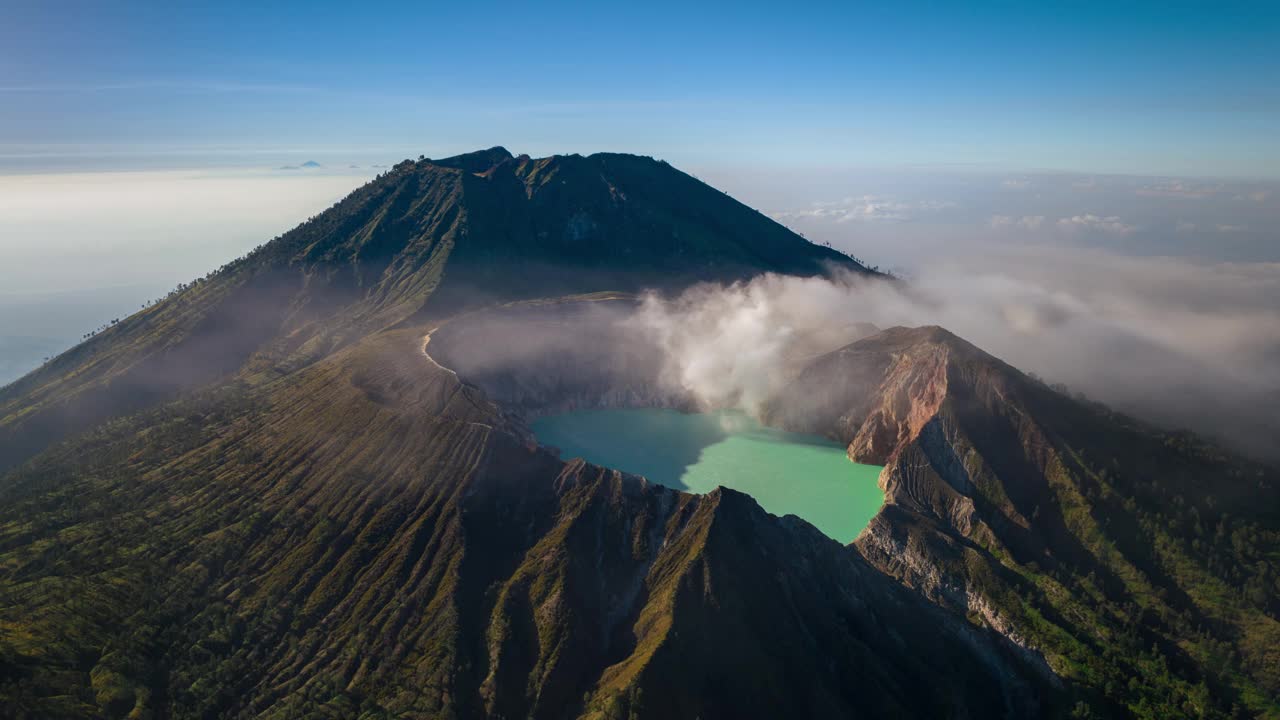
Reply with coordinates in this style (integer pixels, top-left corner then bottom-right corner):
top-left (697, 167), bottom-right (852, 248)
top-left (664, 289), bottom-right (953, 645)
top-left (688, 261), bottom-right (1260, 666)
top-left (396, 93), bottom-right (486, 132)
top-left (769, 325), bottom-right (1280, 715)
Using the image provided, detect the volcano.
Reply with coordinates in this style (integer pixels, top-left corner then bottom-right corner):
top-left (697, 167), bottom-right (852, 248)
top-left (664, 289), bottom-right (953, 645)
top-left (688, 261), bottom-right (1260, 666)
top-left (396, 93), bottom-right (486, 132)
top-left (1, 149), bottom-right (1276, 719)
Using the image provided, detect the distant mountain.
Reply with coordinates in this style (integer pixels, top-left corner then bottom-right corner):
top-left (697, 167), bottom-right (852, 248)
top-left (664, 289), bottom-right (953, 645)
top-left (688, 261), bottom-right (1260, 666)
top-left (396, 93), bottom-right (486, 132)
top-left (278, 160), bottom-right (324, 170)
top-left (1, 149), bottom-right (1275, 719)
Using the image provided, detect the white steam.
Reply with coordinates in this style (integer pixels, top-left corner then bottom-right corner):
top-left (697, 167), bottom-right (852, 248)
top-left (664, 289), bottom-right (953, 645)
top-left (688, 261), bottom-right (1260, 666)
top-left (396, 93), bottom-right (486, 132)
top-left (630, 249), bottom-right (1280, 460)
top-left (632, 274), bottom-right (874, 412)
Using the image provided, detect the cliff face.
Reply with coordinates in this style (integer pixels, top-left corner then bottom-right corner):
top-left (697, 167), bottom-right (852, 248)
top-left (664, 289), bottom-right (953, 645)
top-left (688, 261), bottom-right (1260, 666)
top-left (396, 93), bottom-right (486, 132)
top-left (767, 326), bottom-right (1280, 717)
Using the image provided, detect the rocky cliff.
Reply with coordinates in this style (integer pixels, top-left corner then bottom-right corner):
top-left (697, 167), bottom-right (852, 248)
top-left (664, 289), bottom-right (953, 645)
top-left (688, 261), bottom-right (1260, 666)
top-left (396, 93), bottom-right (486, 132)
top-left (766, 326), bottom-right (1280, 717)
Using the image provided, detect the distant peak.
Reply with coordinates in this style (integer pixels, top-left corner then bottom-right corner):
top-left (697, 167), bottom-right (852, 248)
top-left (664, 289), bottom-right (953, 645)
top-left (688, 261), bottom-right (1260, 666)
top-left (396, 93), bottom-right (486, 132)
top-left (277, 160), bottom-right (323, 171)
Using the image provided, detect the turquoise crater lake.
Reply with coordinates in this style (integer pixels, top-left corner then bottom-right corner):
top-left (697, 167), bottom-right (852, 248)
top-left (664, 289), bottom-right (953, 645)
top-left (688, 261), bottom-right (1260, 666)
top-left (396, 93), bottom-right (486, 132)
top-left (531, 408), bottom-right (885, 543)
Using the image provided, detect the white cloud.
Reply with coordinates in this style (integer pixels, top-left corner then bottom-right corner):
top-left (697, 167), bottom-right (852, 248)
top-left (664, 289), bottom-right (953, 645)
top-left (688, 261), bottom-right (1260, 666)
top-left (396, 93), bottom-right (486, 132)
top-left (1136, 180), bottom-right (1224, 198)
top-left (1057, 214), bottom-right (1137, 235)
top-left (989, 214), bottom-right (1045, 230)
top-left (772, 195), bottom-right (956, 224)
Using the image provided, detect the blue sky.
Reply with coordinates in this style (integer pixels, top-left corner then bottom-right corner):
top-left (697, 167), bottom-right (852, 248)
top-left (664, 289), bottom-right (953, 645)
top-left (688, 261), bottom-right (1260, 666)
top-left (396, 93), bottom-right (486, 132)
top-left (3, 0), bottom-right (1279, 176)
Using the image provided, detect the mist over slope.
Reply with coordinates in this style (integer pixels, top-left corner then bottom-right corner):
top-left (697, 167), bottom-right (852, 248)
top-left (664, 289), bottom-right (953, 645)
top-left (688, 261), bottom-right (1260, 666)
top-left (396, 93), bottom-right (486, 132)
top-left (629, 265), bottom-right (1280, 462)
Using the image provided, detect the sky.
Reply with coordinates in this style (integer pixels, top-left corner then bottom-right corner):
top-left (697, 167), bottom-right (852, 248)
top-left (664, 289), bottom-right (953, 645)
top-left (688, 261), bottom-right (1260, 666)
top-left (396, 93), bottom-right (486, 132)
top-left (1, 0), bottom-right (1278, 452)
top-left (2, 0), bottom-right (1279, 177)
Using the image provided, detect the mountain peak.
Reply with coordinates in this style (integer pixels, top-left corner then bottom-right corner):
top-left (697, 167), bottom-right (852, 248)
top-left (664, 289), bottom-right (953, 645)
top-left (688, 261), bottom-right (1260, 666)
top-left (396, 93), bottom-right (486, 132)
top-left (856, 325), bottom-right (990, 362)
top-left (429, 146), bottom-right (515, 173)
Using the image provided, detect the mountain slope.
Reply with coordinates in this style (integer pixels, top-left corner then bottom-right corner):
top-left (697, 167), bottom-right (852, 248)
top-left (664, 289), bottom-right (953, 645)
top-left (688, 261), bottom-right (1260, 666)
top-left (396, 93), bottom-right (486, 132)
top-left (0, 148), bottom-right (864, 473)
top-left (0, 328), bottom-right (1046, 719)
top-left (765, 326), bottom-right (1280, 718)
top-left (0, 150), bottom-right (1059, 719)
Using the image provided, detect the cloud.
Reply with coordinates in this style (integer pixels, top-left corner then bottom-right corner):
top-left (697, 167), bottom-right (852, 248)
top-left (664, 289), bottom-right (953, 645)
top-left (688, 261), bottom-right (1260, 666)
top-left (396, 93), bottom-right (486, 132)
top-left (1057, 214), bottom-right (1137, 235)
top-left (1216, 224), bottom-right (1250, 233)
top-left (772, 195), bottom-right (957, 224)
top-left (632, 274), bottom-right (863, 411)
top-left (989, 213), bottom-right (1135, 235)
top-left (1136, 180), bottom-right (1225, 198)
top-left (989, 214), bottom-right (1045, 230)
